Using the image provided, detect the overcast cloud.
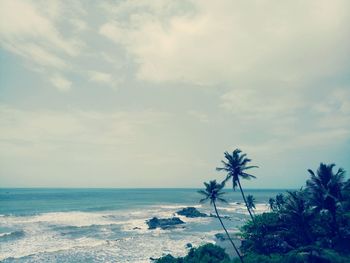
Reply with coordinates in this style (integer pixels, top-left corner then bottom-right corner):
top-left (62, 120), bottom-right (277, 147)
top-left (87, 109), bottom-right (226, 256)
top-left (0, 0), bottom-right (349, 188)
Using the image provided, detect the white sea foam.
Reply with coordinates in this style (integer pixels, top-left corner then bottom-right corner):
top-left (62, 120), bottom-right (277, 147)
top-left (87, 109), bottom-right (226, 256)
top-left (0, 227), bottom-right (106, 260)
top-left (0, 232), bottom-right (12, 237)
top-left (0, 203), bottom-right (255, 262)
top-left (218, 202), bottom-right (269, 215)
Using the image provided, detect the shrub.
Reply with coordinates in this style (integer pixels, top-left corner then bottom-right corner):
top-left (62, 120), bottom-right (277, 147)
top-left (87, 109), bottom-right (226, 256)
top-left (155, 244), bottom-right (231, 263)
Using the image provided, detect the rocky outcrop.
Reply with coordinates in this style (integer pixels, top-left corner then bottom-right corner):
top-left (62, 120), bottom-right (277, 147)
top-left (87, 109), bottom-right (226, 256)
top-left (176, 207), bottom-right (208, 218)
top-left (146, 217), bottom-right (185, 230)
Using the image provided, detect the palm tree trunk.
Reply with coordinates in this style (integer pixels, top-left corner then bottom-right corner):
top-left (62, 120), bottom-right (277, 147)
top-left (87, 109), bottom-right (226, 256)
top-left (237, 178), bottom-right (255, 222)
top-left (213, 201), bottom-right (244, 263)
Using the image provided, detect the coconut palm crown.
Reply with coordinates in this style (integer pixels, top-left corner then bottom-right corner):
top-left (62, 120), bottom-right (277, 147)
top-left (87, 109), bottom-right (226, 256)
top-left (216, 149), bottom-right (258, 221)
top-left (306, 163), bottom-right (346, 235)
top-left (246, 194), bottom-right (256, 211)
top-left (307, 163), bottom-right (345, 211)
top-left (198, 180), bottom-right (227, 205)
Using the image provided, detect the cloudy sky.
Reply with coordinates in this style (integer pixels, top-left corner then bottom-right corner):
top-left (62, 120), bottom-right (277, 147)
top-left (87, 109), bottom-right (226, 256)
top-left (0, 0), bottom-right (349, 188)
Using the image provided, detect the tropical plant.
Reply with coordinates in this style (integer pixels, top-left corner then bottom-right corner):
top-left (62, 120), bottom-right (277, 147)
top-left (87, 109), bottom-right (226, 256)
top-left (216, 149), bottom-right (258, 221)
top-left (280, 190), bottom-right (314, 245)
top-left (240, 212), bottom-right (288, 255)
top-left (198, 180), bottom-right (244, 262)
top-left (306, 163), bottom-right (346, 235)
top-left (275, 194), bottom-right (285, 210)
top-left (246, 195), bottom-right (256, 215)
top-left (268, 198), bottom-right (276, 211)
top-left (155, 244), bottom-right (232, 263)
top-left (268, 194), bottom-right (285, 212)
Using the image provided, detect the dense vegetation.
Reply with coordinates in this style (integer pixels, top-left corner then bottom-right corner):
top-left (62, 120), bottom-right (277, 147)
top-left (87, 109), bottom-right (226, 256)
top-left (238, 163), bottom-right (350, 262)
top-left (155, 149), bottom-right (350, 262)
top-left (156, 243), bottom-right (232, 263)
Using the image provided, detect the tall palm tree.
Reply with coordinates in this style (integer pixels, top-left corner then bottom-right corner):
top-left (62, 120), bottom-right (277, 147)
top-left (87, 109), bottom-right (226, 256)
top-left (275, 194), bottom-right (285, 211)
top-left (246, 194), bottom-right (256, 215)
top-left (268, 198), bottom-right (276, 211)
top-left (216, 149), bottom-right (258, 221)
top-left (281, 190), bottom-right (314, 244)
top-left (306, 163), bottom-right (345, 234)
top-left (198, 180), bottom-right (244, 263)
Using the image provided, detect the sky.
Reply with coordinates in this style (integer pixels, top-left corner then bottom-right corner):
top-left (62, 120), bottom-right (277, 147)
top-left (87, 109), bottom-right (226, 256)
top-left (0, 0), bottom-right (349, 188)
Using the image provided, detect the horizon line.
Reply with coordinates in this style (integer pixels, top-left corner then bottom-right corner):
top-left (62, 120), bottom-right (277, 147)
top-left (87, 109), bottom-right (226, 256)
top-left (0, 187), bottom-right (296, 190)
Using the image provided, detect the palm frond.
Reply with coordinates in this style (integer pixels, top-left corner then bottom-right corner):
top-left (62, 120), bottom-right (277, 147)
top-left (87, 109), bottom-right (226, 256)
top-left (242, 165), bottom-right (259, 170)
top-left (241, 172), bottom-right (256, 179)
top-left (197, 190), bottom-right (208, 196)
top-left (200, 197), bottom-right (209, 203)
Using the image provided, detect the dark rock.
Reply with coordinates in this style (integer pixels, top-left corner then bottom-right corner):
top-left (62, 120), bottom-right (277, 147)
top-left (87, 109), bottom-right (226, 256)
top-left (176, 207), bottom-right (208, 218)
top-left (186, 243), bottom-right (193, 248)
top-left (215, 233), bottom-right (227, 241)
top-left (133, 227), bottom-right (141, 230)
top-left (146, 217), bottom-right (185, 230)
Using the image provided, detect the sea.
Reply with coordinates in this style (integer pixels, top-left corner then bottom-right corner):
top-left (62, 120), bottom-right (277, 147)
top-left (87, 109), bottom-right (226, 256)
top-left (0, 188), bottom-right (286, 262)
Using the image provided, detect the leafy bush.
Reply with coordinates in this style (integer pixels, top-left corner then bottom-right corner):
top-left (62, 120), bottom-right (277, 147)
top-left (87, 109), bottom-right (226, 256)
top-left (240, 212), bottom-right (292, 254)
top-left (155, 244), bottom-right (231, 263)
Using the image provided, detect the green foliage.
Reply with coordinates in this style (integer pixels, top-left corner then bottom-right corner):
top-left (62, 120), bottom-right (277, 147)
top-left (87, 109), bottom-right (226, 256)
top-left (216, 149), bottom-right (258, 189)
top-left (246, 195), bottom-right (256, 210)
top-left (232, 249), bottom-right (350, 263)
top-left (155, 254), bottom-right (179, 263)
top-left (240, 162), bottom-right (350, 260)
top-left (155, 244), bottom-right (232, 263)
top-left (241, 212), bottom-right (290, 254)
top-left (198, 180), bottom-right (227, 205)
top-left (216, 149), bottom-right (258, 222)
top-left (232, 253), bottom-right (284, 263)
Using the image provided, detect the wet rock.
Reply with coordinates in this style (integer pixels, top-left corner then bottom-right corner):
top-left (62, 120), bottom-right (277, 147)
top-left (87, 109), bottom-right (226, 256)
top-left (176, 207), bottom-right (208, 218)
top-left (186, 243), bottom-right (193, 248)
top-left (146, 217), bottom-right (185, 230)
top-left (215, 233), bottom-right (227, 241)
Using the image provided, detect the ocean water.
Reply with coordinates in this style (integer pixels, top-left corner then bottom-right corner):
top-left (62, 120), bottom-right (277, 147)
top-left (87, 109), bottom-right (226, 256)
top-left (0, 188), bottom-right (285, 262)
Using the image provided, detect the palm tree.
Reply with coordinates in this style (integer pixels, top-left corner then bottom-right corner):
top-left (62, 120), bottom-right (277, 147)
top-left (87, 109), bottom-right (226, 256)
top-left (306, 163), bottom-right (345, 234)
top-left (275, 193), bottom-right (285, 210)
top-left (246, 194), bottom-right (256, 215)
top-left (281, 190), bottom-right (314, 244)
top-left (268, 197), bottom-right (276, 211)
top-left (216, 149), bottom-right (258, 221)
top-left (198, 180), bottom-right (244, 263)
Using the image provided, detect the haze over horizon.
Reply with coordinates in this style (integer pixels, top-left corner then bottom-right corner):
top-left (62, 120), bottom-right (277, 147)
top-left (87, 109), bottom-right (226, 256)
top-left (0, 0), bottom-right (349, 188)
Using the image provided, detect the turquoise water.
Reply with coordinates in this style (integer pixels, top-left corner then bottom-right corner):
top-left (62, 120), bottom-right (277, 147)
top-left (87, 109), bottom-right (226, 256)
top-left (0, 188), bottom-right (286, 262)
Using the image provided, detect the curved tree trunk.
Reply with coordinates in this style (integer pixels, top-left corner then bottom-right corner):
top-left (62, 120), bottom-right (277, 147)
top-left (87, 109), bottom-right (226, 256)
top-left (237, 178), bottom-right (255, 222)
top-left (213, 201), bottom-right (244, 263)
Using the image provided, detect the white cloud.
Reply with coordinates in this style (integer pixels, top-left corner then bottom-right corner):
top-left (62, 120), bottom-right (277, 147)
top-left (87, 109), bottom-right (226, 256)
top-left (50, 74), bottom-right (72, 91)
top-left (70, 18), bottom-right (88, 31)
top-left (100, 0), bottom-right (350, 85)
top-left (313, 88), bottom-right (350, 129)
top-left (187, 110), bottom-right (209, 123)
top-left (0, 106), bottom-right (167, 152)
top-left (220, 88), bottom-right (303, 119)
top-left (98, 0), bottom-right (350, 131)
top-left (0, 0), bottom-right (82, 57)
top-left (242, 128), bottom-right (350, 157)
top-left (4, 43), bottom-right (67, 70)
top-left (0, 0), bottom-right (86, 91)
top-left (88, 71), bottom-right (113, 83)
